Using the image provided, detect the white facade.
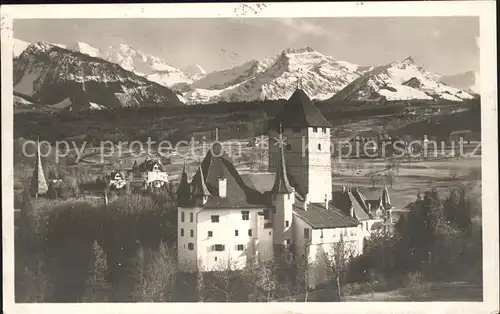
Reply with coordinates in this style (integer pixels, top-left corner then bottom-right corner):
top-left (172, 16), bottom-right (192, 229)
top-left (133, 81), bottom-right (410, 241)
top-left (269, 126), bottom-right (331, 204)
top-left (177, 206), bottom-right (273, 272)
top-left (292, 214), bottom-right (364, 289)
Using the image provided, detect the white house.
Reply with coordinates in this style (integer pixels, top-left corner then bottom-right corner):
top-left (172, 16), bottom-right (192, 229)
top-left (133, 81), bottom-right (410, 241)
top-left (131, 157), bottom-right (168, 189)
top-left (175, 87), bottom-right (388, 289)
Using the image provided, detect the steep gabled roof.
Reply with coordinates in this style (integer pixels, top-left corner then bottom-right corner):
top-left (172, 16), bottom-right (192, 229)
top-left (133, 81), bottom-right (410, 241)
top-left (347, 191), bottom-right (370, 221)
top-left (270, 140), bottom-right (294, 194)
top-left (332, 190), bottom-right (370, 221)
top-left (271, 88), bottom-right (332, 129)
top-left (381, 185), bottom-right (392, 209)
top-left (293, 201), bottom-right (359, 229)
top-left (138, 158), bottom-right (163, 172)
top-left (186, 143), bottom-right (270, 209)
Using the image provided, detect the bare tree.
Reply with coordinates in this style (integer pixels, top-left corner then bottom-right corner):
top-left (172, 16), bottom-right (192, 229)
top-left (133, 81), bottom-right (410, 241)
top-left (321, 237), bottom-right (357, 301)
top-left (244, 261), bottom-right (277, 302)
top-left (132, 242), bottom-right (177, 302)
top-left (207, 258), bottom-right (243, 302)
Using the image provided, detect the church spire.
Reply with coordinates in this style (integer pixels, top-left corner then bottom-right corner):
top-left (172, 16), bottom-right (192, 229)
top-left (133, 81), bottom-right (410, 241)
top-left (271, 124), bottom-right (294, 194)
top-left (30, 139), bottom-right (48, 198)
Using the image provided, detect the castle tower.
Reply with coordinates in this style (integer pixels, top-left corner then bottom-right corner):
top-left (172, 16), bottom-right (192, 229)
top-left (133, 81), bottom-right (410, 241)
top-left (268, 88), bottom-right (332, 204)
top-left (30, 139), bottom-right (48, 198)
top-left (270, 132), bottom-right (295, 248)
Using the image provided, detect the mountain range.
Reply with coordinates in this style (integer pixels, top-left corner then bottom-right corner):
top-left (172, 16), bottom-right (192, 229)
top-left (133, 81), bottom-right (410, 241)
top-left (12, 38), bottom-right (478, 109)
top-left (13, 41), bottom-right (182, 110)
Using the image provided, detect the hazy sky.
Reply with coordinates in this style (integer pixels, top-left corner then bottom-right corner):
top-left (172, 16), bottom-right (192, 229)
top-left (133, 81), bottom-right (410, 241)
top-left (14, 17), bottom-right (479, 75)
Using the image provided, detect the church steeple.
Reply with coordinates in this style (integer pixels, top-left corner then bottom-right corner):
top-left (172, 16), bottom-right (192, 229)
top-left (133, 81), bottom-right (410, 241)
top-left (271, 127), bottom-right (294, 195)
top-left (30, 139), bottom-right (48, 198)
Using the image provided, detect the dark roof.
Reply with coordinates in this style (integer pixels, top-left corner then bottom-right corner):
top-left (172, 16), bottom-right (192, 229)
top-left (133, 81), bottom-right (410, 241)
top-left (185, 144), bottom-right (271, 209)
top-left (332, 190), bottom-right (371, 221)
top-left (293, 201), bottom-right (359, 229)
top-left (271, 88), bottom-right (332, 129)
top-left (176, 162), bottom-right (191, 205)
top-left (270, 141), bottom-right (294, 194)
top-left (137, 158), bottom-right (163, 172)
top-left (191, 164), bottom-right (210, 196)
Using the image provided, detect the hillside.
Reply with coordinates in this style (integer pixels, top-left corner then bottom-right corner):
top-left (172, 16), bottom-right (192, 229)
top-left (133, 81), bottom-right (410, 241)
top-left (13, 42), bottom-right (183, 110)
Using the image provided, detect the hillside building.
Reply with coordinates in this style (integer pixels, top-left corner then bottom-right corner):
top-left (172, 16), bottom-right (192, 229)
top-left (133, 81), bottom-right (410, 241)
top-left (175, 87), bottom-right (387, 289)
top-left (130, 156), bottom-right (168, 190)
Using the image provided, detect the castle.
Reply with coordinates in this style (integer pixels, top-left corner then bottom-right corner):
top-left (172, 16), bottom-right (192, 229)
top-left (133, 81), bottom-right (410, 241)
top-left (175, 87), bottom-right (388, 288)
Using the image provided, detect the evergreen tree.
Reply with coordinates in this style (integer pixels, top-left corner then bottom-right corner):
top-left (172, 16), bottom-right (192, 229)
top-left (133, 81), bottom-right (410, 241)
top-left (82, 241), bottom-right (111, 302)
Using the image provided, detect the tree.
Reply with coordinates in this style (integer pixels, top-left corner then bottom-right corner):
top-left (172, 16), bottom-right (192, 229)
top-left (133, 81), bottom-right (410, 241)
top-left (206, 259), bottom-right (244, 302)
top-left (244, 261), bottom-right (277, 302)
top-left (82, 241), bottom-right (111, 302)
top-left (321, 237), bottom-right (357, 301)
top-left (132, 242), bottom-right (177, 302)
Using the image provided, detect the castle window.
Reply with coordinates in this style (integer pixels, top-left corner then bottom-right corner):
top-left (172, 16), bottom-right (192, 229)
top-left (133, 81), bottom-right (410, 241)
top-left (241, 211), bottom-right (249, 221)
top-left (236, 244), bottom-right (244, 251)
top-left (190, 212), bottom-right (194, 223)
top-left (180, 228), bottom-right (184, 237)
top-left (322, 128), bottom-right (327, 133)
top-left (181, 212), bottom-right (185, 222)
top-left (190, 229), bottom-right (194, 237)
top-left (188, 243), bottom-right (194, 250)
top-left (214, 257), bottom-right (217, 261)
top-left (304, 228), bottom-right (310, 239)
top-left (320, 229), bottom-right (324, 238)
top-left (235, 230), bottom-right (239, 236)
top-left (313, 127), bottom-right (318, 133)
top-left (214, 244), bottom-right (225, 251)
top-left (208, 231), bottom-right (213, 238)
top-left (248, 229), bottom-right (253, 236)
top-left (318, 143), bottom-right (322, 151)
top-left (211, 215), bottom-right (220, 223)
top-left (285, 220), bottom-right (290, 227)
top-left (286, 143), bottom-right (292, 151)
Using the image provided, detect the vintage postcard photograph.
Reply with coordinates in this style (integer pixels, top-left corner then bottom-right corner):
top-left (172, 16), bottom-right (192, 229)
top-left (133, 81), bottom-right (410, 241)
top-left (1, 2), bottom-right (498, 314)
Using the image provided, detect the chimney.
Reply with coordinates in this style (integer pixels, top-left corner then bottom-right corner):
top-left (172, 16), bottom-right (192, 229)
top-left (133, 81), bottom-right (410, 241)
top-left (342, 186), bottom-right (346, 193)
top-left (304, 193), bottom-right (309, 211)
top-left (367, 202), bottom-right (371, 212)
top-left (349, 206), bottom-right (354, 218)
top-left (218, 178), bottom-right (227, 198)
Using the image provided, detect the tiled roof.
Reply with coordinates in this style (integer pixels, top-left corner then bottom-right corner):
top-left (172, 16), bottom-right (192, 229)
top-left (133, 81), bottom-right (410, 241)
top-left (191, 164), bottom-right (210, 196)
top-left (293, 201), bottom-right (359, 229)
top-left (137, 158), bottom-right (163, 172)
top-left (271, 88), bottom-right (332, 129)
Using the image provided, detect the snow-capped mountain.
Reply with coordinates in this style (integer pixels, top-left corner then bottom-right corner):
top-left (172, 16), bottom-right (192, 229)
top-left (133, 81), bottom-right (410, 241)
top-left (181, 64), bottom-right (207, 80)
top-left (183, 47), bottom-right (367, 104)
top-left (67, 41), bottom-right (100, 57)
top-left (13, 42), bottom-right (182, 110)
top-left (13, 38), bottom-right (31, 58)
top-left (440, 71), bottom-right (480, 95)
top-left (330, 57), bottom-right (475, 102)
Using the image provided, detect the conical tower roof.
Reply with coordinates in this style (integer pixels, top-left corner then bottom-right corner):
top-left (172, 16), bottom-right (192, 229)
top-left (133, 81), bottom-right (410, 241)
top-left (191, 163), bottom-right (210, 196)
top-left (271, 132), bottom-right (294, 194)
top-left (176, 160), bottom-right (191, 204)
top-left (30, 139), bottom-right (48, 197)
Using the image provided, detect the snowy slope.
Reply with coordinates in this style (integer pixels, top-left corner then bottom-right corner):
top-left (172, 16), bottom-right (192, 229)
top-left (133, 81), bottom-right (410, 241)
top-left (184, 47), bottom-right (366, 104)
top-left (330, 57), bottom-right (475, 102)
top-left (67, 42), bottom-right (101, 57)
top-left (13, 38), bottom-right (31, 58)
top-left (13, 42), bottom-right (182, 110)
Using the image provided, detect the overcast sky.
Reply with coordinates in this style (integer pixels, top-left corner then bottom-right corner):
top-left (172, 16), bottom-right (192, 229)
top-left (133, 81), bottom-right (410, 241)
top-left (14, 17), bottom-right (479, 75)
